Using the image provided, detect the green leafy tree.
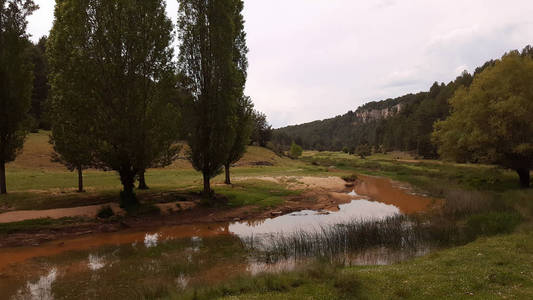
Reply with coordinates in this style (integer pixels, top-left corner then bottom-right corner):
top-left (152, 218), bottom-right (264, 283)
top-left (29, 36), bottom-right (50, 130)
top-left (0, 0), bottom-right (38, 194)
top-left (49, 96), bottom-right (95, 193)
top-left (356, 144), bottom-right (371, 159)
top-left (250, 110), bottom-right (273, 147)
top-left (48, 0), bottom-right (180, 206)
top-left (224, 96), bottom-right (253, 184)
top-left (178, 0), bottom-right (246, 197)
top-left (342, 146), bottom-right (349, 154)
top-left (289, 142), bottom-right (303, 159)
top-left (433, 52), bottom-right (533, 188)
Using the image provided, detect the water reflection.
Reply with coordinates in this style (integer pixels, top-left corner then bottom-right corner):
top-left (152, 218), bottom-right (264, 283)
top-left (230, 199), bottom-right (400, 238)
top-left (15, 268), bottom-right (57, 300)
top-left (0, 175), bottom-right (441, 299)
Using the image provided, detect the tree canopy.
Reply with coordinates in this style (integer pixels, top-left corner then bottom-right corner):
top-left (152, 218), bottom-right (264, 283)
top-left (178, 0), bottom-right (247, 197)
top-left (433, 52), bottom-right (533, 188)
top-left (0, 0), bottom-right (38, 194)
top-left (48, 0), bottom-right (181, 205)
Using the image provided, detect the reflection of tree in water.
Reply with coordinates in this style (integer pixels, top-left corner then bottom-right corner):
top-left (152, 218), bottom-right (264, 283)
top-left (243, 219), bottom-right (267, 227)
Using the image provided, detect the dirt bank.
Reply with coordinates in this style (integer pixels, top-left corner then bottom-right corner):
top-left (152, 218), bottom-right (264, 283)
top-left (0, 176), bottom-right (354, 248)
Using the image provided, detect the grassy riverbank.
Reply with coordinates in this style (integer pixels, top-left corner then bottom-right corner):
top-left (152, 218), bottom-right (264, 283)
top-left (169, 152), bottom-right (533, 300)
top-left (175, 231), bottom-right (532, 300)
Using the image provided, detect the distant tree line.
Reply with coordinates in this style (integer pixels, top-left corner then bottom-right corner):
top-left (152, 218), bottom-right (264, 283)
top-left (0, 0), bottom-right (274, 202)
top-left (274, 46), bottom-right (533, 187)
top-left (274, 46), bottom-right (533, 160)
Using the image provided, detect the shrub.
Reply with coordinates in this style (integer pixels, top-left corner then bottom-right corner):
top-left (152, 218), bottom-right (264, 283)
top-left (289, 142), bottom-right (303, 159)
top-left (97, 206), bottom-right (114, 219)
top-left (341, 174), bottom-right (358, 182)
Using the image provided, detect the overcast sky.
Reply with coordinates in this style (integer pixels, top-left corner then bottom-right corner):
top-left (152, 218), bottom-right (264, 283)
top-left (27, 0), bottom-right (533, 128)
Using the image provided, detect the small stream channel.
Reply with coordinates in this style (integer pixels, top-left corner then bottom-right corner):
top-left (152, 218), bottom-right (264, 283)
top-left (0, 175), bottom-right (439, 299)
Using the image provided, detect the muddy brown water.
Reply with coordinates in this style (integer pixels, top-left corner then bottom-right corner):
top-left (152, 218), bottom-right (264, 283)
top-left (0, 175), bottom-right (439, 299)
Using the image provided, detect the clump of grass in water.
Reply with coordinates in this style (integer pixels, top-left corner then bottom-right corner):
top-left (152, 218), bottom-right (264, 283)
top-left (246, 207), bottom-right (523, 263)
top-left (246, 215), bottom-right (427, 263)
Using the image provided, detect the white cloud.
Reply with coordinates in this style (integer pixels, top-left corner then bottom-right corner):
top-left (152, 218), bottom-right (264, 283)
top-left (25, 0), bottom-right (533, 127)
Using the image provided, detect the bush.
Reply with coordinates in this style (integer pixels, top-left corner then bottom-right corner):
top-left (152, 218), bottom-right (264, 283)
top-left (341, 174), bottom-right (358, 182)
top-left (97, 206), bottom-right (114, 219)
top-left (289, 142), bottom-right (303, 159)
top-left (355, 144), bottom-right (371, 159)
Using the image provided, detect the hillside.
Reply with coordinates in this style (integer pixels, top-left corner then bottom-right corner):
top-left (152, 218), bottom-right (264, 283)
top-left (8, 131), bottom-right (289, 171)
top-left (273, 48), bottom-right (533, 158)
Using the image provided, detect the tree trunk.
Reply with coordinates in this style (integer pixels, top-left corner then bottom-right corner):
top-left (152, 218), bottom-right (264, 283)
top-left (77, 167), bottom-right (84, 193)
top-left (517, 168), bottom-right (530, 188)
top-left (203, 172), bottom-right (212, 198)
top-left (224, 163), bottom-right (231, 185)
top-left (0, 160), bottom-right (6, 194)
top-left (119, 169), bottom-right (138, 207)
top-left (138, 170), bottom-right (149, 190)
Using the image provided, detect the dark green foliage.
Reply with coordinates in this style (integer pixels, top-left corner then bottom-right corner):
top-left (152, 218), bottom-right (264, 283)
top-left (250, 110), bottom-right (273, 147)
top-left (341, 174), bottom-right (358, 182)
top-left (289, 142), bottom-right (303, 159)
top-left (28, 36), bottom-right (50, 130)
top-left (355, 144), bottom-right (371, 159)
top-left (433, 51), bottom-right (533, 188)
top-left (0, 0), bottom-right (37, 194)
top-left (178, 0), bottom-right (247, 196)
top-left (48, 0), bottom-right (180, 206)
top-left (342, 146), bottom-right (349, 154)
top-left (96, 205), bottom-right (114, 219)
top-left (225, 96), bottom-right (253, 184)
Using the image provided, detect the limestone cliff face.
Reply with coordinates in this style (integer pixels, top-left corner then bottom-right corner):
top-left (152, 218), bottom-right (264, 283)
top-left (355, 103), bottom-right (403, 123)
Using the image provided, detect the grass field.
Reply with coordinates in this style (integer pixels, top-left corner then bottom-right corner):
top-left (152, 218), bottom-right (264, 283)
top-left (1, 131), bottom-right (320, 212)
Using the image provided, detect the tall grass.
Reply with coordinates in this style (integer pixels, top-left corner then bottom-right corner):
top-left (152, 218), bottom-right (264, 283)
top-left (245, 215), bottom-right (428, 263)
top-left (246, 195), bottom-right (523, 263)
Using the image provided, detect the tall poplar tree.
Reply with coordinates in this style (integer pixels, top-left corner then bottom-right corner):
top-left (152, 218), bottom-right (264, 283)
top-left (0, 0), bottom-right (38, 194)
top-left (48, 0), bottom-right (180, 206)
top-left (177, 0), bottom-right (247, 197)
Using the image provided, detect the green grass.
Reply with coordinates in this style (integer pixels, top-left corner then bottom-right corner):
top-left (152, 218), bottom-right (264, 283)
top-left (0, 217), bottom-right (90, 234)
top-left (171, 232), bottom-right (533, 299)
top-left (217, 180), bottom-right (301, 208)
top-left (1, 132), bottom-right (324, 212)
top-left (303, 151), bottom-right (524, 197)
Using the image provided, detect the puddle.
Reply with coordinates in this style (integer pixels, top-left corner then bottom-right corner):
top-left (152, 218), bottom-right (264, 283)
top-left (230, 200), bottom-right (400, 238)
top-left (0, 175), bottom-right (440, 299)
top-left (353, 174), bottom-right (439, 214)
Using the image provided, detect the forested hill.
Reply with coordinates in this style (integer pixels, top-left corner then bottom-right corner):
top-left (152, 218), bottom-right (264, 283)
top-left (272, 46), bottom-right (533, 158)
